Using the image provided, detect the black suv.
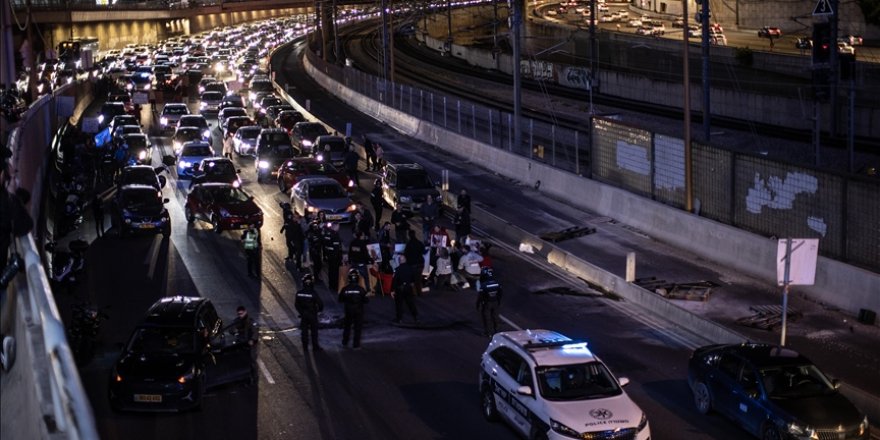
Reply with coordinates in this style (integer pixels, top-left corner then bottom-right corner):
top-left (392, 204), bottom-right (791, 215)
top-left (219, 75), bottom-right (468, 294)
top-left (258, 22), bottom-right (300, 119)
top-left (688, 343), bottom-right (869, 440)
top-left (254, 128), bottom-right (297, 183)
top-left (113, 184), bottom-right (171, 237)
top-left (381, 163), bottom-right (440, 213)
top-left (109, 296), bottom-right (253, 412)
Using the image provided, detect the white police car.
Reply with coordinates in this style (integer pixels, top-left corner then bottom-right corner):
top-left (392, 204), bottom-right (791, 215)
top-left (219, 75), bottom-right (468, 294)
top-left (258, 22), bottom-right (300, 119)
top-left (479, 330), bottom-right (650, 439)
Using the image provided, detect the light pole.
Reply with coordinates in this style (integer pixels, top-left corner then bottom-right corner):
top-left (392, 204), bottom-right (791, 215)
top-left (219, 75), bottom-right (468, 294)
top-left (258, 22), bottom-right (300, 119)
top-left (511, 0), bottom-right (522, 153)
top-left (682, 0), bottom-right (693, 212)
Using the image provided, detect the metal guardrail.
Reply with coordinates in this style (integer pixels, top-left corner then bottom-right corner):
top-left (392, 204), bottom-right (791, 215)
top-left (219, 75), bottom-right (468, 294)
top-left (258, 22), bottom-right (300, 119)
top-left (1, 80), bottom-right (99, 440)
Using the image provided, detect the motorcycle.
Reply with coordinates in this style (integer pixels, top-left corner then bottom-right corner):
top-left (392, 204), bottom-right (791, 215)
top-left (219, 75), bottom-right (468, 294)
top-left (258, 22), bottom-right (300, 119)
top-left (46, 239), bottom-right (89, 293)
top-left (68, 302), bottom-right (109, 366)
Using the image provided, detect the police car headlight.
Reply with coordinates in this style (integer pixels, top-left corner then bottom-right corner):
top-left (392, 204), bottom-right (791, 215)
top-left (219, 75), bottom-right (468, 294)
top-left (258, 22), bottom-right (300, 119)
top-left (138, 150), bottom-right (147, 160)
top-left (203, 129), bottom-right (211, 139)
top-left (549, 418), bottom-right (580, 437)
top-left (258, 160), bottom-right (270, 169)
top-left (637, 412), bottom-right (648, 431)
top-left (180, 160), bottom-right (192, 168)
top-left (160, 117), bottom-right (168, 125)
top-left (399, 195), bottom-right (412, 203)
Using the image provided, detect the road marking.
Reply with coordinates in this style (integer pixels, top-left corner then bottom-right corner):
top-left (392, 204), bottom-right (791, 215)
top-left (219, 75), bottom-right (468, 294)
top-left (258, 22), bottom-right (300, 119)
top-left (188, 236), bottom-right (201, 254)
top-left (257, 358), bottom-right (275, 385)
top-left (146, 235), bottom-right (162, 280)
top-left (500, 314), bottom-right (523, 331)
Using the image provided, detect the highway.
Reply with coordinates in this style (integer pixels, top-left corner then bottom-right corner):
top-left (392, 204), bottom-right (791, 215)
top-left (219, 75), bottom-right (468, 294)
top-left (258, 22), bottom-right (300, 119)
top-left (55, 35), bottom-right (758, 440)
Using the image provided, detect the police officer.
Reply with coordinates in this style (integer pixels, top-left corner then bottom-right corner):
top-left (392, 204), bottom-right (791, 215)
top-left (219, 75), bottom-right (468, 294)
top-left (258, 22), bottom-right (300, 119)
top-left (348, 230), bottom-right (370, 285)
top-left (323, 223), bottom-right (343, 292)
top-left (391, 254), bottom-right (419, 324)
top-left (306, 221), bottom-right (324, 282)
top-left (231, 305), bottom-right (259, 381)
top-left (281, 211), bottom-right (305, 271)
top-left (370, 179), bottom-right (384, 231)
top-left (294, 274), bottom-right (324, 351)
top-left (339, 269), bottom-right (369, 348)
top-left (241, 225), bottom-right (261, 278)
top-left (476, 267), bottom-right (503, 336)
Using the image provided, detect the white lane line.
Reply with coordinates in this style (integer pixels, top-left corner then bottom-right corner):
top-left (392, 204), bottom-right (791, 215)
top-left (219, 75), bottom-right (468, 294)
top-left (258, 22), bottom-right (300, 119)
top-left (188, 236), bottom-right (201, 254)
top-left (500, 314), bottom-right (523, 331)
top-left (257, 358), bottom-right (275, 385)
top-left (146, 236), bottom-right (163, 280)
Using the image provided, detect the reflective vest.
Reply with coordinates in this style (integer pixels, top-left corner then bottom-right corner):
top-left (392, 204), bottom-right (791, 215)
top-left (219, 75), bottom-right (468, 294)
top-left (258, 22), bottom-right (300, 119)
top-left (243, 231), bottom-right (259, 250)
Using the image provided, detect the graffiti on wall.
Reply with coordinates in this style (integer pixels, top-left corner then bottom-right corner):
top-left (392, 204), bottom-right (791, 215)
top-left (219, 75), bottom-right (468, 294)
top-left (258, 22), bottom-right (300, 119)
top-left (558, 66), bottom-right (592, 91)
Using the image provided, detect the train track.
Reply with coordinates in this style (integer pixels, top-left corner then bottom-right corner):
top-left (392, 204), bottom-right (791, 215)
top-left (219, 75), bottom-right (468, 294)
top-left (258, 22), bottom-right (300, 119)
top-left (339, 19), bottom-right (879, 159)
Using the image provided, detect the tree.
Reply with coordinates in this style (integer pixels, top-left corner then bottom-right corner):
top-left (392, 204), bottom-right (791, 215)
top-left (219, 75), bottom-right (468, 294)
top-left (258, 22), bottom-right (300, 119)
top-left (857, 0), bottom-right (880, 26)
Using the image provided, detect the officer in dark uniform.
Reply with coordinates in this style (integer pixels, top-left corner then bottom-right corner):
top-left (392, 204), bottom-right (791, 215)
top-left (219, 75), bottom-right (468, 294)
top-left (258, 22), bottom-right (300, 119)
top-left (294, 274), bottom-right (324, 351)
top-left (230, 305), bottom-right (259, 381)
top-left (476, 267), bottom-right (503, 336)
top-left (323, 223), bottom-right (343, 292)
top-left (338, 269), bottom-right (369, 348)
top-left (306, 221), bottom-right (324, 282)
top-left (348, 230), bottom-right (370, 286)
top-left (391, 254), bottom-right (419, 324)
top-left (281, 211), bottom-right (305, 270)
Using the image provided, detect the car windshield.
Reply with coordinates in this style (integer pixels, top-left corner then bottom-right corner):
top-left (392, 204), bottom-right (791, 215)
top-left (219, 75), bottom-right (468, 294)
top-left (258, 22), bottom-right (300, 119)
top-left (202, 91), bottom-right (223, 101)
top-left (223, 108), bottom-right (247, 118)
top-left (251, 80), bottom-right (272, 92)
top-left (182, 145), bottom-right (212, 156)
top-left (208, 187), bottom-right (250, 203)
top-left (204, 161), bottom-right (235, 176)
top-left (397, 172), bottom-right (433, 189)
top-left (164, 106), bottom-right (187, 115)
top-left (119, 169), bottom-right (155, 186)
top-left (308, 183), bottom-right (346, 199)
top-left (176, 129), bottom-right (201, 141)
top-left (121, 190), bottom-right (159, 208)
top-left (179, 117), bottom-right (207, 129)
top-left (239, 127), bottom-right (260, 140)
top-left (536, 362), bottom-right (622, 401)
top-left (319, 139), bottom-right (346, 153)
top-left (760, 364), bottom-right (836, 399)
top-left (127, 327), bottom-right (197, 355)
top-left (302, 124), bottom-right (328, 138)
top-left (262, 132), bottom-right (291, 144)
top-left (125, 137), bottom-right (147, 148)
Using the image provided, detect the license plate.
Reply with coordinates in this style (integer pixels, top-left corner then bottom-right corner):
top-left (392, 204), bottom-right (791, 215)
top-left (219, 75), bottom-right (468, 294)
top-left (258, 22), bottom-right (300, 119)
top-left (133, 394), bottom-right (162, 403)
top-left (139, 224), bottom-right (155, 229)
top-left (326, 214), bottom-right (343, 220)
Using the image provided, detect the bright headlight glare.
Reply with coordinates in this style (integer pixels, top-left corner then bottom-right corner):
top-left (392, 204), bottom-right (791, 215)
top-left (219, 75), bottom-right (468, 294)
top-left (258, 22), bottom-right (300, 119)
top-left (98, 114), bottom-right (105, 123)
top-left (180, 160), bottom-right (191, 168)
top-left (126, 83), bottom-right (133, 90)
top-left (258, 160), bottom-right (270, 169)
top-left (347, 204), bottom-right (357, 212)
top-left (200, 102), bottom-right (207, 108)
top-left (138, 150), bottom-right (147, 160)
top-left (306, 206), bottom-right (318, 213)
top-left (347, 180), bottom-right (355, 188)
top-left (316, 154), bottom-right (324, 161)
top-left (203, 130), bottom-right (211, 139)
top-left (160, 117), bottom-right (168, 125)
top-left (302, 140), bottom-right (312, 147)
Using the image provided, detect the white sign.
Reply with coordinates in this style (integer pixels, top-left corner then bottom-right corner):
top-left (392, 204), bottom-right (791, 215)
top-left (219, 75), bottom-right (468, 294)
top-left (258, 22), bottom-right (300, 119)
top-left (776, 238), bottom-right (819, 286)
top-left (813, 0), bottom-right (833, 16)
top-left (82, 116), bottom-right (100, 134)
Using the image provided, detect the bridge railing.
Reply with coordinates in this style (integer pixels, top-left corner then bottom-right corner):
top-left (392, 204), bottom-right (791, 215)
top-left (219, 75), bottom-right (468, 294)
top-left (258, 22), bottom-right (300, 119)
top-left (1, 79), bottom-right (99, 440)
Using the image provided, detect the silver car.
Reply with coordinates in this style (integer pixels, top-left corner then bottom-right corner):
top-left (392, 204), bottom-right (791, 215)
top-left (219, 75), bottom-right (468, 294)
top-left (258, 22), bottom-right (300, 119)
top-left (290, 177), bottom-right (355, 222)
top-left (199, 91), bottom-right (224, 115)
top-left (233, 125), bottom-right (260, 156)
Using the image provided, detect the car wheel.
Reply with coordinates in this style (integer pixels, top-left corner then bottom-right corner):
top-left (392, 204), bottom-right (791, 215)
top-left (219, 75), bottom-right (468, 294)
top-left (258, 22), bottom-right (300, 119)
top-left (762, 424), bottom-right (782, 440)
top-left (185, 207), bottom-right (195, 223)
top-left (529, 425), bottom-right (549, 440)
top-left (278, 178), bottom-right (287, 193)
top-left (481, 387), bottom-right (499, 422)
top-left (212, 216), bottom-right (222, 234)
top-left (693, 381), bottom-right (712, 415)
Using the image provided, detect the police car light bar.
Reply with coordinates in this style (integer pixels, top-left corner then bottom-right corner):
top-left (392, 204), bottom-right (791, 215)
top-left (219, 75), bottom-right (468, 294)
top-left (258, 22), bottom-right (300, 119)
top-left (523, 339), bottom-right (589, 351)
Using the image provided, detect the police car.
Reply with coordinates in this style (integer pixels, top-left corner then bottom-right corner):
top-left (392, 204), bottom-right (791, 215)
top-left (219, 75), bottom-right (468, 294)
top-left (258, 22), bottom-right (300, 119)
top-left (479, 330), bottom-right (650, 439)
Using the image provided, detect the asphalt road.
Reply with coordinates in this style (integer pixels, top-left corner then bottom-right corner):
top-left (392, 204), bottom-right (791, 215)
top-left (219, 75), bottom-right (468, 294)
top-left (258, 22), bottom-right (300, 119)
top-left (61, 37), bottom-right (765, 440)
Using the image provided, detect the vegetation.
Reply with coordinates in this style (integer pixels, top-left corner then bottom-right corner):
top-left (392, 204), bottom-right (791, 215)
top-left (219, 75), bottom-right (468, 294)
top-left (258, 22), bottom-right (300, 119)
top-left (858, 0), bottom-right (880, 26)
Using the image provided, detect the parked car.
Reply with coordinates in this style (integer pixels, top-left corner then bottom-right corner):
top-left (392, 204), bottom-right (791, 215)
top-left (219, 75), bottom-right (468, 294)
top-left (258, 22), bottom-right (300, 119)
top-left (233, 125), bottom-right (261, 156)
top-left (758, 26), bottom-right (782, 38)
top-left (277, 157), bottom-right (353, 193)
top-left (176, 141), bottom-right (215, 178)
top-left (112, 184), bottom-right (171, 237)
top-left (479, 330), bottom-right (651, 439)
top-left (254, 128), bottom-right (297, 183)
top-left (289, 177), bottom-right (356, 222)
top-left (185, 183), bottom-right (262, 232)
top-left (381, 163), bottom-right (440, 213)
top-left (688, 343), bottom-right (869, 440)
top-left (108, 296), bottom-right (252, 411)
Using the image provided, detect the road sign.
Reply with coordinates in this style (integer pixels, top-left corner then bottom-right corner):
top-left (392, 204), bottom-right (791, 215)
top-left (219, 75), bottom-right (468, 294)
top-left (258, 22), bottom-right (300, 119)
top-left (813, 0), bottom-right (833, 16)
top-left (777, 238), bottom-right (819, 286)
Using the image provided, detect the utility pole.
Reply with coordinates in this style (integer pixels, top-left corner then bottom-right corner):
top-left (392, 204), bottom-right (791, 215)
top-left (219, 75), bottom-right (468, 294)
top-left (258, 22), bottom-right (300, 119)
top-left (829, 0), bottom-right (838, 135)
top-left (511, 0), bottom-right (522, 153)
top-left (389, 0), bottom-right (395, 83)
top-left (682, 0), bottom-right (693, 212)
top-left (492, 0), bottom-right (499, 53)
top-left (699, 0), bottom-right (710, 141)
top-left (589, 0), bottom-right (596, 85)
top-left (446, 0), bottom-right (453, 53)
top-left (332, 0), bottom-right (340, 64)
top-left (381, 0), bottom-right (390, 83)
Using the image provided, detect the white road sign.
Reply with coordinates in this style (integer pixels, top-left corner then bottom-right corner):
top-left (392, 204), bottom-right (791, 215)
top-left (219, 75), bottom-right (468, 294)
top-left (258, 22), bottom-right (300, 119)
top-left (777, 238), bottom-right (819, 286)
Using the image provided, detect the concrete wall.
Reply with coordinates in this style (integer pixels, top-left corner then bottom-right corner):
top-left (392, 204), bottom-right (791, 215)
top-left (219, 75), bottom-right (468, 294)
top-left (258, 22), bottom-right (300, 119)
top-left (302, 53), bottom-right (880, 318)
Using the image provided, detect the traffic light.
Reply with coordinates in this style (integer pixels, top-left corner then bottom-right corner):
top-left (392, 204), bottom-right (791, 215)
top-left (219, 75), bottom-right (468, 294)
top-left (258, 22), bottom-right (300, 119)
top-left (812, 22), bottom-right (831, 65)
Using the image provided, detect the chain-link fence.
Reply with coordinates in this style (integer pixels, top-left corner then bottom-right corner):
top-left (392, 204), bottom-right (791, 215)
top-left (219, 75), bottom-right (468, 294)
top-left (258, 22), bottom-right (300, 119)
top-left (308, 50), bottom-right (879, 273)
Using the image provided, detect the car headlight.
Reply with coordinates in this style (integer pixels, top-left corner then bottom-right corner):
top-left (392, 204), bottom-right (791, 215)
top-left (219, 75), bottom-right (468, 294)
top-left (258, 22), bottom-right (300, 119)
top-left (316, 153), bottom-right (324, 161)
top-left (347, 180), bottom-right (355, 188)
top-left (180, 160), bottom-right (192, 168)
top-left (143, 84), bottom-right (150, 90)
top-left (126, 83), bottom-right (133, 90)
top-left (160, 116), bottom-right (168, 125)
top-left (549, 418), bottom-right (580, 437)
top-left (258, 160), bottom-right (270, 169)
top-left (232, 179), bottom-right (240, 188)
top-left (347, 203), bottom-right (357, 212)
top-left (306, 205), bottom-right (318, 213)
top-left (200, 102), bottom-right (207, 109)
top-left (98, 114), bottom-right (105, 123)
top-left (787, 422), bottom-right (816, 439)
top-left (302, 139), bottom-right (312, 147)
top-left (177, 366), bottom-right (196, 384)
top-left (203, 129), bottom-right (211, 139)
top-left (138, 150), bottom-right (147, 160)
top-left (637, 412), bottom-right (648, 431)
top-left (859, 415), bottom-right (868, 436)
top-left (399, 195), bottom-right (412, 203)
top-left (199, 86), bottom-right (205, 93)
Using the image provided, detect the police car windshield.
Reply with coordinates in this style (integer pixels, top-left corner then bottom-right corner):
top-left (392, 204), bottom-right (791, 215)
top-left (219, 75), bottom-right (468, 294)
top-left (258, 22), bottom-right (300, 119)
top-left (127, 327), bottom-right (197, 355)
top-left (536, 362), bottom-right (622, 401)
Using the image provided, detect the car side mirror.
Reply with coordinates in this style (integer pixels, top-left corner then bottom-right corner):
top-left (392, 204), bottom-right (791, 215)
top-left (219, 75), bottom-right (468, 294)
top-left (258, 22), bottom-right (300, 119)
top-left (618, 377), bottom-right (630, 387)
top-left (516, 385), bottom-right (533, 396)
top-left (163, 198), bottom-right (170, 204)
top-left (158, 175), bottom-right (167, 189)
top-left (831, 378), bottom-right (841, 390)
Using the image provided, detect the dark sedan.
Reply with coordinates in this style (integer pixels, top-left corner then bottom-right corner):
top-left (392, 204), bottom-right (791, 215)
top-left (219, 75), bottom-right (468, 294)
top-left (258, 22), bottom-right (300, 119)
top-left (277, 157), bottom-right (353, 193)
top-left (113, 184), bottom-right (171, 238)
top-left (688, 343), bottom-right (869, 440)
top-left (190, 157), bottom-right (241, 188)
top-left (185, 183), bottom-right (263, 233)
top-left (109, 296), bottom-right (252, 412)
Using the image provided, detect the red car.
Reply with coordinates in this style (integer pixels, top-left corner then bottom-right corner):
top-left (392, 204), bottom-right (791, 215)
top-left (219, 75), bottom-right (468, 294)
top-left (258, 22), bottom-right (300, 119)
top-left (275, 110), bottom-right (306, 133)
top-left (277, 158), bottom-right (354, 194)
top-left (185, 183), bottom-right (263, 233)
top-left (758, 26), bottom-right (782, 38)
